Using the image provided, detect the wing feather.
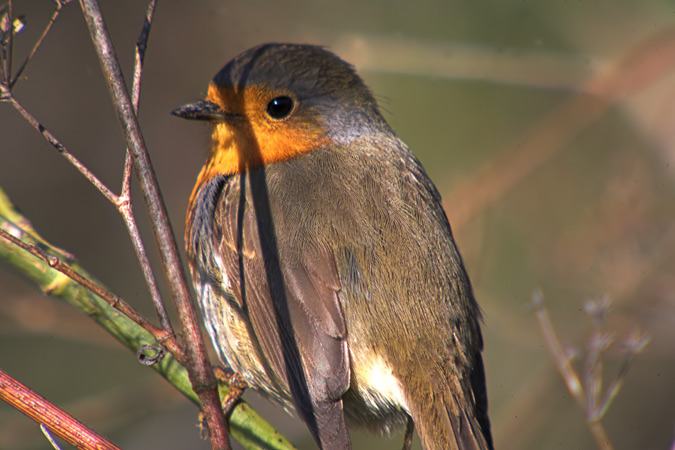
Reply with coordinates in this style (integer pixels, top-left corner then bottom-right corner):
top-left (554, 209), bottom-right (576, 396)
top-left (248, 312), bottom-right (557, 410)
top-left (217, 172), bottom-right (351, 448)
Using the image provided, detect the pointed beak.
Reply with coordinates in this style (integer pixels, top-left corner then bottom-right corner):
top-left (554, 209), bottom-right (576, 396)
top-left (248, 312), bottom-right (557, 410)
top-left (171, 100), bottom-right (240, 122)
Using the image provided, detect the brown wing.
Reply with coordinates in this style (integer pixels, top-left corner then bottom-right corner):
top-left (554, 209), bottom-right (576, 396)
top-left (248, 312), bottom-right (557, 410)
top-left (218, 171), bottom-right (351, 449)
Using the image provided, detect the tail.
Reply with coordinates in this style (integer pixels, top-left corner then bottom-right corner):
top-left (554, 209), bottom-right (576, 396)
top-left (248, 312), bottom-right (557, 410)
top-left (406, 355), bottom-right (493, 450)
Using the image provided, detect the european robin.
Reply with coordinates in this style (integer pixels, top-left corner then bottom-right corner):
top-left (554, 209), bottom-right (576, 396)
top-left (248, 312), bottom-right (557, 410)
top-left (173, 43), bottom-right (492, 450)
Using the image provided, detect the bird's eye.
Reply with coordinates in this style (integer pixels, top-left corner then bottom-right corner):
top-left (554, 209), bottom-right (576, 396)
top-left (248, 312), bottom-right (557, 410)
top-left (266, 96), bottom-right (294, 119)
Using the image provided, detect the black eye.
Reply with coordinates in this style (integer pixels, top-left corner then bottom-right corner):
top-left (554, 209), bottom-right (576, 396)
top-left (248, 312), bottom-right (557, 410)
top-left (266, 96), bottom-right (294, 119)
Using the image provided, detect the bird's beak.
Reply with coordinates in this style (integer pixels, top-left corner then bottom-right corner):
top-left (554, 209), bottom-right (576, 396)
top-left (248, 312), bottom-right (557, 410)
top-left (171, 100), bottom-right (240, 122)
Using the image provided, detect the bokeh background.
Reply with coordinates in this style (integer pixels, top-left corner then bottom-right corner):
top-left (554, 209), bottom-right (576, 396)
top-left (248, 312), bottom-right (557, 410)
top-left (1, 1), bottom-right (674, 449)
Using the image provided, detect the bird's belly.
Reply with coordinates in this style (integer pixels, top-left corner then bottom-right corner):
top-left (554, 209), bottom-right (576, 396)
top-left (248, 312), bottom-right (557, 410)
top-left (194, 278), bottom-right (293, 408)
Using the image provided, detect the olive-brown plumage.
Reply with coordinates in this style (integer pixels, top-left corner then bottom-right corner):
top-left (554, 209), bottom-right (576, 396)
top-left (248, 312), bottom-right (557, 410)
top-left (174, 43), bottom-right (493, 450)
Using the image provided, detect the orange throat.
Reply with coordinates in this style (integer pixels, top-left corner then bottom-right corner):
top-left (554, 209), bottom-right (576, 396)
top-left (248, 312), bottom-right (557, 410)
top-left (192, 121), bottom-right (330, 190)
top-left (187, 83), bottom-right (331, 212)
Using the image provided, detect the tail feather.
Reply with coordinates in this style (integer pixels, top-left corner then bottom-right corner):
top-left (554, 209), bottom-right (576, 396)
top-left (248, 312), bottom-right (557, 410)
top-left (407, 368), bottom-right (492, 450)
top-left (412, 393), bottom-right (490, 450)
top-left (310, 399), bottom-right (352, 449)
top-left (469, 352), bottom-right (493, 449)
top-left (411, 391), bottom-right (490, 450)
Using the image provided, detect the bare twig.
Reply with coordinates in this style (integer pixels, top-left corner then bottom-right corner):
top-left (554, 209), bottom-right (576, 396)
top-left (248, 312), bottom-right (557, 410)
top-left (0, 1), bottom-right (227, 445)
top-left (531, 291), bottom-right (586, 409)
top-left (1, 92), bottom-right (119, 201)
top-left (10, 1), bottom-right (71, 88)
top-left (596, 329), bottom-right (649, 418)
top-left (130, 0), bottom-right (155, 114)
top-left (119, 0), bottom-right (174, 335)
top-left (532, 292), bottom-right (649, 450)
top-left (583, 298), bottom-right (612, 420)
top-left (118, 201), bottom-right (174, 331)
top-left (531, 292), bottom-right (614, 450)
top-left (0, 368), bottom-right (122, 450)
top-left (77, 1), bottom-right (230, 448)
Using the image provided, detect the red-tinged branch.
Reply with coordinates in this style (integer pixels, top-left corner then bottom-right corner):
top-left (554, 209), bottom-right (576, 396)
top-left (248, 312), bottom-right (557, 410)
top-left (0, 368), bottom-right (122, 450)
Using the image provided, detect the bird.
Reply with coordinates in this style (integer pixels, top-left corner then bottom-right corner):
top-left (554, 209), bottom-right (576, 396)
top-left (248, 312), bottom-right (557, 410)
top-left (173, 43), bottom-right (493, 450)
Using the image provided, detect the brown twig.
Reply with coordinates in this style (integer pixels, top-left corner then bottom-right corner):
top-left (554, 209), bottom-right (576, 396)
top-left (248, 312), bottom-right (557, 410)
top-left (119, 0), bottom-right (174, 334)
top-left (119, 0), bottom-right (154, 201)
top-left (1, 92), bottom-right (118, 201)
top-left (77, 1), bottom-right (230, 448)
top-left (1, 3), bottom-right (107, 192)
top-left (0, 368), bottom-right (122, 450)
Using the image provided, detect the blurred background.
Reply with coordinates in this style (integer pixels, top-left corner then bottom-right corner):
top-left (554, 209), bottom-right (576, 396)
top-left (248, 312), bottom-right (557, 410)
top-left (1, 1), bottom-right (674, 449)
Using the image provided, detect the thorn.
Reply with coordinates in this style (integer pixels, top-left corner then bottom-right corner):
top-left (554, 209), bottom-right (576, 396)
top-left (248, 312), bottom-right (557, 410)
top-left (46, 254), bottom-right (58, 268)
top-left (136, 343), bottom-right (167, 366)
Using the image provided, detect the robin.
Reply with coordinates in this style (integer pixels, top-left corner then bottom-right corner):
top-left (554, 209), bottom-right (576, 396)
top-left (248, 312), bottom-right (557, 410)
top-left (173, 43), bottom-right (493, 450)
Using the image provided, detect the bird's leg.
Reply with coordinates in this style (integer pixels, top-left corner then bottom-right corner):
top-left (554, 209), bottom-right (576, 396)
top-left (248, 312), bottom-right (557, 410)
top-left (197, 366), bottom-right (248, 439)
top-left (401, 416), bottom-right (415, 450)
top-left (213, 365), bottom-right (248, 415)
